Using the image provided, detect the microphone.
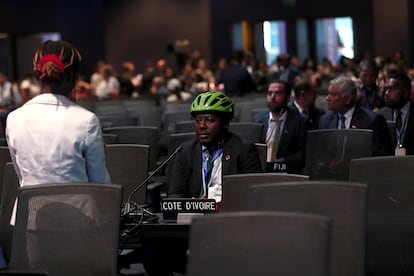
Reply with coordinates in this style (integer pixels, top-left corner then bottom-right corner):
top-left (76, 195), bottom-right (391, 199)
top-left (123, 145), bottom-right (183, 216)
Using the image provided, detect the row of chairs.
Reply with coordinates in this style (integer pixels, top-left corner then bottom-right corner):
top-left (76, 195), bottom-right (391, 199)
top-left (214, 176), bottom-right (364, 276)
top-left (102, 126), bottom-right (376, 185)
top-left (0, 153), bottom-right (412, 275)
top-left (203, 155), bottom-right (414, 276)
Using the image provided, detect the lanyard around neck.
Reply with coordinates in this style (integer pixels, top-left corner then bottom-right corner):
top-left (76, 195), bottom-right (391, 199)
top-left (201, 148), bottom-right (222, 197)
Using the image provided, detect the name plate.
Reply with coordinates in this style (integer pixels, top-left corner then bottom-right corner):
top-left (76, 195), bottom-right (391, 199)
top-left (266, 161), bottom-right (287, 173)
top-left (161, 198), bottom-right (216, 213)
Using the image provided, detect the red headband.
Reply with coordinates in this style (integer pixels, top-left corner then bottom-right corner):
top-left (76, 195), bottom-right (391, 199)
top-left (38, 54), bottom-right (64, 77)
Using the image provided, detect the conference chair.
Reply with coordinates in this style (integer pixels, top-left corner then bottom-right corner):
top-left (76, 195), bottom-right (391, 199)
top-left (105, 144), bottom-right (149, 204)
top-left (98, 115), bottom-right (141, 128)
top-left (93, 100), bottom-right (125, 113)
top-left (125, 105), bottom-right (162, 129)
top-left (103, 126), bottom-right (160, 171)
top-left (186, 211), bottom-right (331, 276)
top-left (349, 156), bottom-right (414, 275)
top-left (0, 147), bottom-right (11, 203)
top-left (228, 122), bottom-right (264, 143)
top-left (234, 98), bottom-right (267, 122)
top-left (162, 110), bottom-right (193, 136)
top-left (8, 183), bottom-right (122, 276)
top-left (102, 133), bottom-right (117, 144)
top-left (305, 129), bottom-right (373, 181)
top-left (220, 173), bottom-right (309, 212)
top-left (163, 101), bottom-right (191, 113)
top-left (0, 162), bottom-right (19, 262)
top-left (122, 99), bottom-right (158, 109)
top-left (249, 181), bottom-right (367, 276)
top-left (174, 120), bottom-right (195, 133)
top-left (254, 143), bottom-right (266, 172)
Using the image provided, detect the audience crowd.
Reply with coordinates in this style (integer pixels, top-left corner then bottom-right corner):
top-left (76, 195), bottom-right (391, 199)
top-left (1, 48), bottom-right (414, 165)
top-left (1, 48), bottom-right (413, 107)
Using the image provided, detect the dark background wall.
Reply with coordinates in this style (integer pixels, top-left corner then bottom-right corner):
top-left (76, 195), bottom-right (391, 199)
top-left (0, 0), bottom-right (412, 80)
top-left (104, 0), bottom-right (211, 74)
top-left (0, 0), bottom-right (106, 79)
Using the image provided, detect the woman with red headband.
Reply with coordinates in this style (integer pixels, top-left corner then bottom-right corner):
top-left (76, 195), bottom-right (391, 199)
top-left (6, 40), bottom-right (110, 212)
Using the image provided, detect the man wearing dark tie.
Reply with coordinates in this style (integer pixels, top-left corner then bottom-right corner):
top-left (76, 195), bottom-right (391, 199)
top-left (378, 72), bottom-right (414, 155)
top-left (253, 80), bottom-right (307, 173)
top-left (318, 76), bottom-right (393, 156)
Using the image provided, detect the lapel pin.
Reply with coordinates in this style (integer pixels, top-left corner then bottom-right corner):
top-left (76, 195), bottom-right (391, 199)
top-left (225, 155), bottom-right (231, 161)
top-left (351, 125), bottom-right (356, 129)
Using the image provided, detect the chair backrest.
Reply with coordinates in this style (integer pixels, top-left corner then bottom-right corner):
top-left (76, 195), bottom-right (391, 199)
top-left (103, 126), bottom-right (160, 171)
top-left (102, 133), bottom-right (117, 144)
top-left (249, 181), bottom-right (367, 276)
top-left (125, 105), bottom-right (162, 128)
top-left (0, 147), bottom-right (11, 203)
top-left (254, 143), bottom-right (266, 172)
top-left (98, 115), bottom-right (141, 128)
top-left (234, 98), bottom-right (267, 122)
top-left (174, 120), bottom-right (195, 133)
top-left (349, 156), bottom-right (414, 275)
top-left (163, 111), bottom-right (193, 135)
top-left (305, 129), bottom-right (373, 181)
top-left (0, 162), bottom-right (19, 262)
top-left (186, 211), bottom-right (331, 276)
top-left (220, 173), bottom-right (309, 212)
top-left (9, 183), bottom-right (122, 276)
top-left (229, 122), bottom-right (264, 143)
top-left (105, 144), bottom-right (149, 204)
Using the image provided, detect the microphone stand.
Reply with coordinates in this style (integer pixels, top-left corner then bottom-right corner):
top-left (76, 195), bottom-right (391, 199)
top-left (123, 145), bottom-right (183, 216)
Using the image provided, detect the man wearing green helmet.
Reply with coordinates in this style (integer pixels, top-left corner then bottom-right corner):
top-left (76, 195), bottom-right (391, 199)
top-left (168, 91), bottom-right (262, 202)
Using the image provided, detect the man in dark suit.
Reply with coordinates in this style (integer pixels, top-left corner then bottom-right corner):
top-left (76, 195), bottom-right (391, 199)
top-left (168, 91), bottom-right (262, 200)
top-left (378, 72), bottom-right (414, 155)
top-left (357, 59), bottom-right (385, 111)
top-left (289, 77), bottom-right (325, 130)
top-left (218, 50), bottom-right (256, 97)
top-left (319, 76), bottom-right (393, 156)
top-left (146, 91), bottom-right (261, 276)
top-left (253, 80), bottom-right (307, 173)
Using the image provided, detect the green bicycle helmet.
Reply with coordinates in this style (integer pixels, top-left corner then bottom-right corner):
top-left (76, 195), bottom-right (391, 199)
top-left (190, 91), bottom-right (234, 119)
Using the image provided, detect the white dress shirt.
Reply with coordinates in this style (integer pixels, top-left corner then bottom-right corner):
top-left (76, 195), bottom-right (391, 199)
top-left (6, 93), bottom-right (111, 225)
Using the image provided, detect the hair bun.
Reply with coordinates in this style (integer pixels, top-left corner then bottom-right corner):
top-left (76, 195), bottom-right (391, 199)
top-left (38, 54), bottom-right (64, 80)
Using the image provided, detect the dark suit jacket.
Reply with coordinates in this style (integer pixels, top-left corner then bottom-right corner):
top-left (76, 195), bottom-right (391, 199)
top-left (289, 102), bottom-right (325, 131)
top-left (252, 108), bottom-right (307, 173)
top-left (378, 101), bottom-right (414, 155)
top-left (219, 63), bottom-right (255, 97)
top-left (168, 132), bottom-right (262, 198)
top-left (319, 105), bottom-right (393, 156)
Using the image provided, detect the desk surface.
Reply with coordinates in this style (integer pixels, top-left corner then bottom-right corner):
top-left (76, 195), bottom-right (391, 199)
top-left (120, 213), bottom-right (191, 249)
